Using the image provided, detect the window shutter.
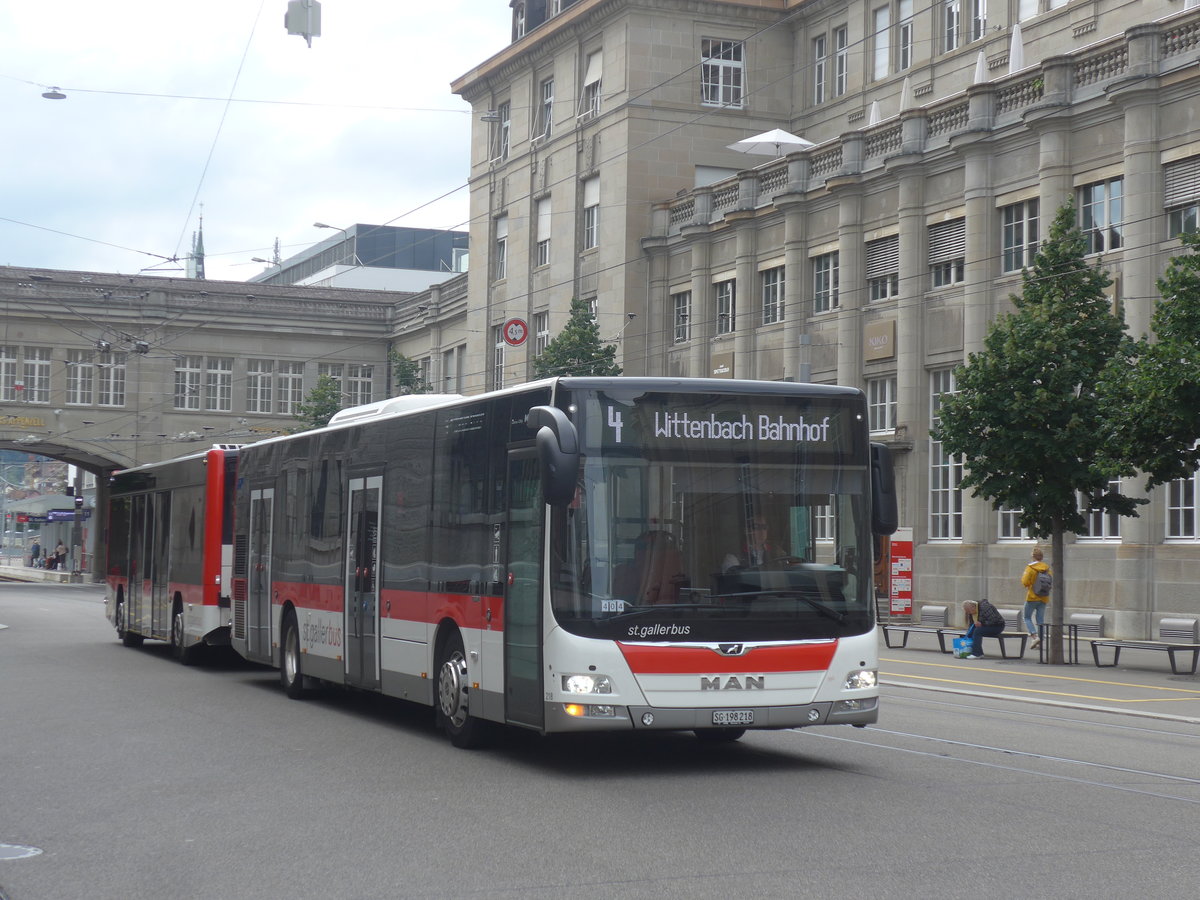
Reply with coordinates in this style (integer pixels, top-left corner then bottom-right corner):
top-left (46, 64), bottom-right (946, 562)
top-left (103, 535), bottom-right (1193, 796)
top-left (1164, 156), bottom-right (1200, 208)
top-left (536, 198), bottom-right (551, 241)
top-left (583, 176), bottom-right (600, 207)
top-left (928, 219), bottom-right (966, 264)
top-left (865, 235), bottom-right (900, 278)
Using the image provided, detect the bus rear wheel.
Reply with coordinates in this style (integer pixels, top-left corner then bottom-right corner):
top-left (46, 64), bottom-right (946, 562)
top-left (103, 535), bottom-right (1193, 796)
top-left (280, 614), bottom-right (308, 699)
top-left (694, 728), bottom-right (746, 743)
top-left (171, 604), bottom-right (199, 665)
top-left (436, 632), bottom-right (487, 749)
top-left (116, 599), bottom-right (143, 648)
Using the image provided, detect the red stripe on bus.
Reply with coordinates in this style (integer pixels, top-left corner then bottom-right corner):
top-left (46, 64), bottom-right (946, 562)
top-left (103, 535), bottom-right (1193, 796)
top-left (274, 583), bottom-right (503, 633)
top-left (202, 448), bottom-right (227, 606)
top-left (617, 642), bottom-right (837, 674)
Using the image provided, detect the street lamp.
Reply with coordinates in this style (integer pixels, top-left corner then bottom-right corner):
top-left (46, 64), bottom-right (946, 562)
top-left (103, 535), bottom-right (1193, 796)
top-left (312, 223), bottom-right (360, 265)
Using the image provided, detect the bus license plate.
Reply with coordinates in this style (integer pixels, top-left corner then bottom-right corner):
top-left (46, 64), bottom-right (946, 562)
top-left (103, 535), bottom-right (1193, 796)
top-left (712, 709), bottom-right (754, 726)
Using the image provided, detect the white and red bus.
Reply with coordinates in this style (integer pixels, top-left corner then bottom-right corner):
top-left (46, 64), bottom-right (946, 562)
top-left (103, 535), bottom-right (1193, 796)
top-left (105, 446), bottom-right (239, 663)
top-left (229, 377), bottom-right (897, 747)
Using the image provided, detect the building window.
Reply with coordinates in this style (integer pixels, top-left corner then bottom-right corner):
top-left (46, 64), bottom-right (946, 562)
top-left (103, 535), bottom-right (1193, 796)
top-left (1018, 0), bottom-right (1038, 21)
top-left (715, 280), bottom-right (736, 334)
top-left (969, 0), bottom-right (987, 42)
top-left (580, 49), bottom-right (602, 119)
top-left (930, 368), bottom-right (963, 540)
top-left (582, 177), bottom-right (600, 250)
top-left (1078, 178), bottom-right (1123, 255)
top-left (494, 215), bottom-right (508, 280)
top-left (898, 0), bottom-right (915, 70)
top-left (537, 76), bottom-right (554, 139)
top-left (418, 359), bottom-right (432, 393)
top-left (0, 346), bottom-right (16, 401)
top-left (813, 34), bottom-right (827, 104)
top-left (761, 266), bottom-right (784, 325)
top-left (813, 252), bottom-right (840, 313)
top-left (998, 505), bottom-right (1030, 541)
top-left (492, 325), bottom-right (506, 390)
top-left (701, 38), bottom-right (744, 108)
top-left (672, 291), bottom-right (691, 343)
top-left (246, 359), bottom-right (273, 413)
top-left (1079, 478), bottom-right (1123, 541)
top-left (23, 347), bottom-right (51, 404)
top-left (276, 361), bottom-right (304, 416)
top-left (534, 311), bottom-right (550, 356)
top-left (866, 235), bottom-right (900, 300)
top-left (514, 2), bottom-right (526, 39)
top-left (442, 345), bottom-right (463, 393)
top-left (929, 218), bottom-right (966, 288)
top-left (867, 376), bottom-right (897, 433)
top-left (97, 351), bottom-right (126, 408)
top-left (66, 350), bottom-right (94, 406)
top-left (1167, 464), bottom-right (1200, 540)
top-left (943, 0), bottom-right (961, 53)
top-left (493, 101), bottom-right (511, 160)
top-left (834, 26), bottom-right (848, 96)
top-left (205, 357), bottom-right (233, 412)
top-left (1001, 199), bottom-right (1039, 273)
top-left (346, 364), bottom-right (373, 406)
top-left (174, 356), bottom-right (203, 410)
top-left (872, 7), bottom-right (890, 81)
top-left (812, 497), bottom-right (836, 542)
top-left (535, 197), bottom-right (552, 267)
top-left (1164, 157), bottom-right (1200, 238)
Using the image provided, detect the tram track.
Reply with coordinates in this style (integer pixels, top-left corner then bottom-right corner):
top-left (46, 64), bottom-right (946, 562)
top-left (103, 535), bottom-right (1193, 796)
top-left (791, 715), bottom-right (1200, 806)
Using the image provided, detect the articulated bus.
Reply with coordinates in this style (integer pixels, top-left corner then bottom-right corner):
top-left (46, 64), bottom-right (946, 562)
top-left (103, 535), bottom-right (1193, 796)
top-left (105, 446), bottom-right (239, 663)
top-left (230, 377), bottom-right (897, 747)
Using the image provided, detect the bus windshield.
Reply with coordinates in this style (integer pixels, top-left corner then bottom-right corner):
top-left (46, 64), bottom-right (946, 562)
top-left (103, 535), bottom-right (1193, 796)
top-left (549, 387), bottom-right (874, 643)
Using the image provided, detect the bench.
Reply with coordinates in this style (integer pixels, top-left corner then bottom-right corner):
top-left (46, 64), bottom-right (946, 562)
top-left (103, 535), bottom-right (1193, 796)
top-left (881, 624), bottom-right (1029, 659)
top-left (1090, 640), bottom-right (1200, 676)
top-left (882, 624), bottom-right (951, 652)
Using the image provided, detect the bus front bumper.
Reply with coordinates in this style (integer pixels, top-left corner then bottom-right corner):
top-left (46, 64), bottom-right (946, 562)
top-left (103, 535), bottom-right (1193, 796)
top-left (542, 696), bottom-right (878, 733)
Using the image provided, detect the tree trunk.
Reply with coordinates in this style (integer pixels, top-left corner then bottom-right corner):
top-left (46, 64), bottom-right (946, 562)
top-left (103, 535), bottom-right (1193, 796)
top-left (1049, 522), bottom-right (1066, 665)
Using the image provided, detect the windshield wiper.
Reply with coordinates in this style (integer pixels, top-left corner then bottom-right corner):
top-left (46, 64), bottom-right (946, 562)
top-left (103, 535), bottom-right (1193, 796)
top-left (716, 590), bottom-right (847, 624)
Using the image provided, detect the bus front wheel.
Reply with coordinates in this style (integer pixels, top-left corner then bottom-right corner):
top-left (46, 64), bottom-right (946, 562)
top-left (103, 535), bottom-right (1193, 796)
top-left (436, 632), bottom-right (488, 749)
top-left (280, 614), bottom-right (308, 699)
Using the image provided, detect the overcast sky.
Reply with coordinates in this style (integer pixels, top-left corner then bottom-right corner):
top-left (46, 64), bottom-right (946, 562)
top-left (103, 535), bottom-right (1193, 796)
top-left (0, 0), bottom-right (512, 282)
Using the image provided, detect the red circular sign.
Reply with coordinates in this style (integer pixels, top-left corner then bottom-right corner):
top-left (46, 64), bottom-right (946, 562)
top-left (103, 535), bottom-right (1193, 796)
top-left (502, 318), bottom-right (529, 346)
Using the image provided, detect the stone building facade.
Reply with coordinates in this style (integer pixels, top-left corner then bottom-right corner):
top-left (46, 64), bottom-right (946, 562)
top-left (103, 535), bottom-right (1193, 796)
top-left (447, 0), bottom-right (1200, 638)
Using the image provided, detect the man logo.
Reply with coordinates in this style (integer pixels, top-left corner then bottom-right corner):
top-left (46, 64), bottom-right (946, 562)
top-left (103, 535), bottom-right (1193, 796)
top-left (717, 643), bottom-right (746, 656)
top-left (700, 675), bottom-right (765, 691)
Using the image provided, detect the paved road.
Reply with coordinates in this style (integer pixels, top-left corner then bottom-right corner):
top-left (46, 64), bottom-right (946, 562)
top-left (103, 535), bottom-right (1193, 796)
top-left (2, 584), bottom-right (1198, 899)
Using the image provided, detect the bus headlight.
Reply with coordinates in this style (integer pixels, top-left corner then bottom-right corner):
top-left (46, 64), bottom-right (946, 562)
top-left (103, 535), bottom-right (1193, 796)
top-left (844, 669), bottom-right (877, 690)
top-left (562, 674), bottom-right (613, 694)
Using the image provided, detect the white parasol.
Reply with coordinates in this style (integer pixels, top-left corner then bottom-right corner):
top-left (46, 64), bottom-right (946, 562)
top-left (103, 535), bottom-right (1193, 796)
top-left (726, 128), bottom-right (815, 158)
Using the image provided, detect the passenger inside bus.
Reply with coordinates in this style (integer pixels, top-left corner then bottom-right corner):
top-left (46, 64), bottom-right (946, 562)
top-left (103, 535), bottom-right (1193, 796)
top-left (612, 530), bottom-right (687, 606)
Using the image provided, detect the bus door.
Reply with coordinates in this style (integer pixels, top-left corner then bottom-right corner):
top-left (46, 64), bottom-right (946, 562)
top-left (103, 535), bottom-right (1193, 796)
top-left (504, 452), bottom-right (544, 730)
top-left (344, 476), bottom-right (381, 690)
top-left (247, 487), bottom-right (274, 660)
top-left (128, 494), bottom-right (147, 633)
top-left (150, 491), bottom-right (172, 637)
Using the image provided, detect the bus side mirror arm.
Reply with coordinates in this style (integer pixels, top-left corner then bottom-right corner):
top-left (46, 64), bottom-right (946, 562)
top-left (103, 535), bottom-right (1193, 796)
top-left (526, 406), bottom-right (580, 506)
top-left (870, 442), bottom-right (899, 536)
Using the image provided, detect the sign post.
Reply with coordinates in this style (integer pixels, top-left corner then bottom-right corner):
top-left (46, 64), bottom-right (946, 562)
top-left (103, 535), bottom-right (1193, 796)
top-left (889, 526), bottom-right (913, 617)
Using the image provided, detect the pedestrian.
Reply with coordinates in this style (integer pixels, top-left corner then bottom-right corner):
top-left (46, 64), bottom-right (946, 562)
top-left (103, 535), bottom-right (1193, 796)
top-left (29, 539), bottom-right (40, 568)
top-left (1021, 547), bottom-right (1052, 648)
top-left (54, 541), bottom-right (67, 571)
top-left (961, 598), bottom-right (1005, 659)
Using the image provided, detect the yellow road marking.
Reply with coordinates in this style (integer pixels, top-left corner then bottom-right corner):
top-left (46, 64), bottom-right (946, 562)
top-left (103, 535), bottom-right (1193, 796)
top-left (881, 656), bottom-right (1200, 705)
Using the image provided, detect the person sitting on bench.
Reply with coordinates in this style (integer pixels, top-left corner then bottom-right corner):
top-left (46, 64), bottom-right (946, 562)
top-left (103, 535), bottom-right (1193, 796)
top-left (962, 598), bottom-right (1005, 659)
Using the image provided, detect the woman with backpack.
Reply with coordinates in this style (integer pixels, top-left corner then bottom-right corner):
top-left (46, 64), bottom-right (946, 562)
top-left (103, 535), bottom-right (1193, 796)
top-left (1021, 548), bottom-right (1052, 648)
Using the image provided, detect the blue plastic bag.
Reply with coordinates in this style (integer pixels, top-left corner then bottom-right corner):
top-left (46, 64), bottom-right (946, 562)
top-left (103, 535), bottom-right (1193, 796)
top-left (952, 636), bottom-right (972, 658)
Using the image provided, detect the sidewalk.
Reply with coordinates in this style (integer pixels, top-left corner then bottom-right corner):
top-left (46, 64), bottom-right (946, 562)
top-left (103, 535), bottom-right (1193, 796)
top-left (879, 632), bottom-right (1200, 725)
top-left (0, 563), bottom-right (79, 583)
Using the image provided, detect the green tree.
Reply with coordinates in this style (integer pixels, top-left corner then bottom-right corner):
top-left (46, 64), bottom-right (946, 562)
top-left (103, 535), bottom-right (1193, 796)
top-left (1101, 230), bottom-right (1200, 488)
top-left (293, 374), bottom-right (342, 432)
top-left (531, 297), bottom-right (622, 378)
top-left (390, 350), bottom-right (431, 395)
top-left (934, 200), bottom-right (1140, 663)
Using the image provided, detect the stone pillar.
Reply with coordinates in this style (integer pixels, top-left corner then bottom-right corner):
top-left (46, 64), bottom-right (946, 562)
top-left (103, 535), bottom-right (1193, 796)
top-left (833, 184), bottom-right (864, 387)
top-left (778, 196), bottom-right (809, 382)
top-left (894, 161), bottom-right (926, 537)
top-left (683, 231), bottom-right (712, 378)
top-left (733, 221), bottom-right (757, 377)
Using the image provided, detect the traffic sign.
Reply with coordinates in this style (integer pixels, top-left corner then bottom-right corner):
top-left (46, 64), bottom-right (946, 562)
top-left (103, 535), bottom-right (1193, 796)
top-left (502, 318), bottom-right (529, 346)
